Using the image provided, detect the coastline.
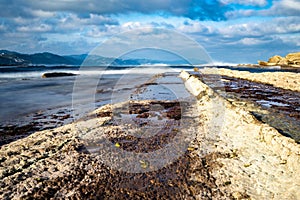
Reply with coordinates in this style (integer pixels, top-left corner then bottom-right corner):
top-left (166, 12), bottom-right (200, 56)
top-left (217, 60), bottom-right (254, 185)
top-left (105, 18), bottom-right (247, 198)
top-left (180, 71), bottom-right (300, 199)
top-left (0, 69), bottom-right (299, 199)
top-left (199, 67), bottom-right (300, 92)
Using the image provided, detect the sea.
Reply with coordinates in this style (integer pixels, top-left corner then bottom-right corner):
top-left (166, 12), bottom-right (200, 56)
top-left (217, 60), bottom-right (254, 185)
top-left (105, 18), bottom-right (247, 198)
top-left (0, 64), bottom-right (299, 124)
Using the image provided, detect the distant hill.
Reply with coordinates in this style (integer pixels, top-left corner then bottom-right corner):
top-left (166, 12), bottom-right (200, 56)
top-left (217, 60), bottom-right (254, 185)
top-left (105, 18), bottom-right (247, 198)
top-left (0, 50), bottom-right (81, 66)
top-left (0, 51), bottom-right (147, 66)
top-left (0, 50), bottom-right (199, 66)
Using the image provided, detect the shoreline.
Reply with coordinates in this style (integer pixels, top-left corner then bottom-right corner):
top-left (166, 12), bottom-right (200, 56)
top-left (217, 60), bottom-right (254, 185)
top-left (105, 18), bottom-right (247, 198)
top-left (199, 67), bottom-right (300, 92)
top-left (180, 71), bottom-right (300, 198)
top-left (0, 69), bottom-right (299, 199)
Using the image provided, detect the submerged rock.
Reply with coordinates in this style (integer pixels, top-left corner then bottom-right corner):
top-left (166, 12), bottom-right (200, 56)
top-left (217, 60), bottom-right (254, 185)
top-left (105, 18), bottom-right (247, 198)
top-left (41, 72), bottom-right (77, 78)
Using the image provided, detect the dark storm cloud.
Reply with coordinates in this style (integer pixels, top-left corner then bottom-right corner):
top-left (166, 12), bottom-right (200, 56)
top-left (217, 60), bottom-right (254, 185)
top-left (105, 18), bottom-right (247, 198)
top-left (1, 0), bottom-right (232, 21)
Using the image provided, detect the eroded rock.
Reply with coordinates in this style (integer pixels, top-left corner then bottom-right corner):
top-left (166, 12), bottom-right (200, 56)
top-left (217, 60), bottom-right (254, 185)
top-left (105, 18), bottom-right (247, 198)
top-left (180, 71), bottom-right (300, 199)
top-left (258, 52), bottom-right (300, 68)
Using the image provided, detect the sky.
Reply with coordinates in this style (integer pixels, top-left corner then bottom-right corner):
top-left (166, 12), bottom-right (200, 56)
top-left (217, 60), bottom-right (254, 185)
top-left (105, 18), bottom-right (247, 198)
top-left (0, 0), bottom-right (300, 63)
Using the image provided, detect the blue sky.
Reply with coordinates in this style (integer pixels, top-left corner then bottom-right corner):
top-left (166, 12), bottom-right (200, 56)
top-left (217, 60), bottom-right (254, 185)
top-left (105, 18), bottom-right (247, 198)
top-left (0, 0), bottom-right (299, 63)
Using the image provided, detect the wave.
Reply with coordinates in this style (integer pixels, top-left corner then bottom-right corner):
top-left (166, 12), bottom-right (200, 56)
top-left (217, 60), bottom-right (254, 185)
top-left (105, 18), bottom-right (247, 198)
top-left (0, 66), bottom-right (182, 79)
top-left (208, 61), bottom-right (238, 66)
top-left (141, 63), bottom-right (171, 67)
top-left (79, 67), bottom-right (180, 75)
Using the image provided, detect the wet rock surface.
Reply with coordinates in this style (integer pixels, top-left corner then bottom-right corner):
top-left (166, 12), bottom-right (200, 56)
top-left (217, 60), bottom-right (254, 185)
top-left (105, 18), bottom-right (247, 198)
top-left (1, 71), bottom-right (300, 199)
top-left (0, 100), bottom-right (230, 199)
top-left (0, 74), bottom-right (230, 199)
top-left (195, 73), bottom-right (300, 143)
top-left (181, 71), bottom-right (300, 199)
top-left (0, 108), bottom-right (74, 146)
top-left (200, 68), bottom-right (300, 92)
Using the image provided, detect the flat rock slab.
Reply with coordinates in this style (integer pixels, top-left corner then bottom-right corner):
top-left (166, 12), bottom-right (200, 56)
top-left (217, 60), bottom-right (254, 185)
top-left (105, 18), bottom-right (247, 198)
top-left (200, 68), bottom-right (300, 92)
top-left (194, 72), bottom-right (300, 143)
top-left (181, 71), bottom-right (300, 199)
top-left (0, 73), bottom-right (228, 199)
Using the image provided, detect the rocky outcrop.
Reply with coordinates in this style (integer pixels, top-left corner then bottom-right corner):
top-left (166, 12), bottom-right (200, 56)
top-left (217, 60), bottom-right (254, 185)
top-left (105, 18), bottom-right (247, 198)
top-left (180, 71), bottom-right (300, 199)
top-left (193, 70), bottom-right (300, 143)
top-left (258, 52), bottom-right (300, 67)
top-left (1, 71), bottom-right (299, 199)
top-left (199, 67), bottom-right (300, 92)
top-left (268, 55), bottom-right (283, 64)
top-left (41, 72), bottom-right (77, 78)
top-left (0, 74), bottom-right (228, 199)
top-left (286, 52), bottom-right (300, 65)
top-left (0, 99), bottom-right (230, 199)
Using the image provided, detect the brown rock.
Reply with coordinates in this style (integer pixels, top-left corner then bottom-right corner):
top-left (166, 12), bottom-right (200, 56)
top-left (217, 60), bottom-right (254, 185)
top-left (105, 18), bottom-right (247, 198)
top-left (268, 55), bottom-right (283, 64)
top-left (286, 52), bottom-right (300, 64)
top-left (278, 57), bottom-right (288, 65)
top-left (258, 60), bottom-right (269, 66)
top-left (286, 52), bottom-right (300, 67)
top-left (258, 52), bottom-right (300, 67)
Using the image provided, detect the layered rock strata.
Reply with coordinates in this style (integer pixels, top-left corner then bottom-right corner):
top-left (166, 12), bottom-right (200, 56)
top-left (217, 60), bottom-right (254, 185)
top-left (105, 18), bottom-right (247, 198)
top-left (180, 71), bottom-right (300, 199)
top-left (258, 52), bottom-right (300, 68)
top-left (199, 68), bottom-right (300, 92)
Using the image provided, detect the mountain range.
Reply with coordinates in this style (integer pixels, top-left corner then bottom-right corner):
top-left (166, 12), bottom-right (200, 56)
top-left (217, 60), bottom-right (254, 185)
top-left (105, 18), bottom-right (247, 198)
top-left (0, 50), bottom-right (193, 66)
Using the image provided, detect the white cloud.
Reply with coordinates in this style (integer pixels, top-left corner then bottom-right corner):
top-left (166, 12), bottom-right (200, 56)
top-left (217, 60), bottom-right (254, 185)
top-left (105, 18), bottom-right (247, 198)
top-left (122, 22), bottom-right (143, 30)
top-left (27, 9), bottom-right (56, 18)
top-left (0, 24), bottom-right (7, 32)
top-left (220, 0), bottom-right (268, 7)
top-left (212, 17), bottom-right (300, 38)
top-left (281, 0), bottom-right (300, 10)
top-left (225, 9), bottom-right (255, 19)
top-left (240, 37), bottom-right (265, 45)
top-left (225, 0), bottom-right (300, 19)
top-left (258, 0), bottom-right (300, 16)
top-left (17, 24), bottom-right (52, 32)
top-left (279, 35), bottom-right (300, 47)
top-left (178, 21), bottom-right (211, 33)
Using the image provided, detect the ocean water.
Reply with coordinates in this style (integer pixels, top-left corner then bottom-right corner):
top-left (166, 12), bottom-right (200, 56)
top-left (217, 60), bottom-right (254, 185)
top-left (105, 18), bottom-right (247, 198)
top-left (1, 64), bottom-right (299, 123)
top-left (0, 65), bottom-right (189, 123)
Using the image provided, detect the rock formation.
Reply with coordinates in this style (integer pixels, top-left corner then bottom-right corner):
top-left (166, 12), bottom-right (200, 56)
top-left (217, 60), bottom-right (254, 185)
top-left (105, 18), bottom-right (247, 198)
top-left (286, 52), bottom-right (300, 65)
top-left (1, 71), bottom-right (299, 199)
top-left (258, 52), bottom-right (300, 67)
top-left (199, 67), bottom-right (300, 92)
top-left (41, 72), bottom-right (77, 78)
top-left (180, 71), bottom-right (300, 199)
